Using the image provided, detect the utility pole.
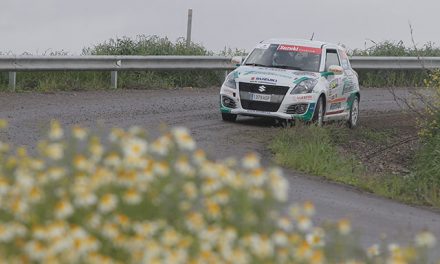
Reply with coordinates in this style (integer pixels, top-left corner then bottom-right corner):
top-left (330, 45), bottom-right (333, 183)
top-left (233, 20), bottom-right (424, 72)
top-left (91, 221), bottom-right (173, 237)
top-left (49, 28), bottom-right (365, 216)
top-left (186, 9), bottom-right (193, 47)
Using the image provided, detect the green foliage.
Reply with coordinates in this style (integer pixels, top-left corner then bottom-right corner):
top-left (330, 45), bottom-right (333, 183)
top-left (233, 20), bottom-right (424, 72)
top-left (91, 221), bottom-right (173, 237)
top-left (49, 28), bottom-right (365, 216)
top-left (411, 133), bottom-right (440, 207)
top-left (269, 125), bottom-right (364, 185)
top-left (0, 35), bottom-right (225, 91)
top-left (351, 40), bottom-right (440, 87)
top-left (270, 124), bottom-right (439, 207)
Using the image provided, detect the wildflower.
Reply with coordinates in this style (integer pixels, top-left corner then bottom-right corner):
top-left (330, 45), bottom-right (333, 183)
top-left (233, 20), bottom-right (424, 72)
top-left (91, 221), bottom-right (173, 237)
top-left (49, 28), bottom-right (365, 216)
top-left (89, 137), bottom-right (104, 159)
top-left (46, 143), bottom-right (64, 160)
top-left (98, 194), bottom-right (118, 214)
top-left (0, 177), bottom-right (9, 195)
top-left (303, 201), bottom-right (315, 216)
top-left (123, 137), bottom-right (147, 159)
top-left (306, 228), bottom-right (325, 247)
top-left (72, 125), bottom-right (88, 140)
top-left (104, 152), bottom-right (121, 168)
top-left (242, 153), bottom-right (260, 170)
top-left (172, 127), bottom-right (196, 151)
top-left (183, 182), bottom-right (197, 199)
top-left (338, 218), bottom-right (351, 235)
top-left (151, 135), bottom-right (171, 156)
top-left (277, 217), bottom-right (293, 232)
top-left (269, 170), bottom-right (288, 202)
top-left (415, 231), bottom-right (437, 248)
top-left (367, 244), bottom-right (380, 258)
top-left (48, 167), bottom-right (67, 181)
top-left (0, 224), bottom-right (14, 242)
top-left (161, 229), bottom-right (180, 247)
top-left (297, 215), bottom-right (313, 232)
top-left (54, 200), bottom-right (74, 219)
top-left (193, 149), bottom-right (206, 164)
top-left (123, 188), bottom-right (142, 205)
top-left (205, 200), bottom-right (221, 219)
top-left (49, 120), bottom-right (63, 140)
top-left (25, 240), bottom-right (47, 261)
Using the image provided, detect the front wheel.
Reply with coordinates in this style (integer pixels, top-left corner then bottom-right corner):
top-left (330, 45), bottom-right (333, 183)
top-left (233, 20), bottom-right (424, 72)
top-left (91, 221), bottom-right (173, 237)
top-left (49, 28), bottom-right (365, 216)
top-left (222, 113), bottom-right (237, 122)
top-left (312, 96), bottom-right (324, 126)
top-left (347, 96), bottom-right (360, 129)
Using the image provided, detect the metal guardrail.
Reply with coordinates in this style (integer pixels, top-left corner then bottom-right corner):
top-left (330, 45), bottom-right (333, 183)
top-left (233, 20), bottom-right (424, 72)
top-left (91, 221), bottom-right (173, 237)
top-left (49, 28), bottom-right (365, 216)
top-left (1, 55), bottom-right (439, 90)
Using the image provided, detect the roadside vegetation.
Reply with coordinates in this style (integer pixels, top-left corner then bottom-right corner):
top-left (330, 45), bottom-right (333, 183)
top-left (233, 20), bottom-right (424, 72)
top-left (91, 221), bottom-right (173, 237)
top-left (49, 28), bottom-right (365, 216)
top-left (0, 120), bottom-right (437, 262)
top-left (0, 35), bottom-right (247, 91)
top-left (350, 40), bottom-right (440, 87)
top-left (271, 68), bottom-right (440, 208)
top-left (1, 37), bottom-right (439, 91)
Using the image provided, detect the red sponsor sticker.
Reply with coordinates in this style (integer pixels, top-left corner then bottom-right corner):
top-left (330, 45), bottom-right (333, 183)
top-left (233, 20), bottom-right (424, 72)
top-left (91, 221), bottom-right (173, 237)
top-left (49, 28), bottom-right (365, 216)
top-left (277, 45), bottom-right (322, 54)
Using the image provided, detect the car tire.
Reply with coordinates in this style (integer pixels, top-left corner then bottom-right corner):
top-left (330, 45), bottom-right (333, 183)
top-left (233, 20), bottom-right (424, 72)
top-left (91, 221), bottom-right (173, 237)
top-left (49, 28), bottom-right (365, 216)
top-left (347, 96), bottom-right (360, 129)
top-left (222, 113), bottom-right (237, 122)
top-left (312, 96), bottom-right (324, 126)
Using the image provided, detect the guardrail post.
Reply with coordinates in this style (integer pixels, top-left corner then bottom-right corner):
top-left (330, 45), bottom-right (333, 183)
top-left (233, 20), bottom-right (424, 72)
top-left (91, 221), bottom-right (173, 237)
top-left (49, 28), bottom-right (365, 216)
top-left (8, 72), bottom-right (16, 91)
top-left (111, 71), bottom-right (118, 89)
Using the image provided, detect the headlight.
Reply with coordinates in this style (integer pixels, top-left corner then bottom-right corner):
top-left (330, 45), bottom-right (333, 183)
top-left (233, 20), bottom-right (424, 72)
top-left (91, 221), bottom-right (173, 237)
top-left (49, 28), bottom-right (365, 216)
top-left (291, 78), bottom-right (318, 94)
top-left (223, 73), bottom-right (236, 89)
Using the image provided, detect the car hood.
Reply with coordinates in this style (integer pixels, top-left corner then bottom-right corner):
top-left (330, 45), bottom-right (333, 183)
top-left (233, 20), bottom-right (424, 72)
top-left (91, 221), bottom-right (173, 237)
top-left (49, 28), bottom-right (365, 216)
top-left (232, 65), bottom-right (321, 86)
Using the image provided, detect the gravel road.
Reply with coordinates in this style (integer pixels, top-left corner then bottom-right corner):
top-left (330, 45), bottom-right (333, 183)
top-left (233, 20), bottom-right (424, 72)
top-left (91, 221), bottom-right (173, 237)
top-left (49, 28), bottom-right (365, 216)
top-left (1, 87), bottom-right (439, 251)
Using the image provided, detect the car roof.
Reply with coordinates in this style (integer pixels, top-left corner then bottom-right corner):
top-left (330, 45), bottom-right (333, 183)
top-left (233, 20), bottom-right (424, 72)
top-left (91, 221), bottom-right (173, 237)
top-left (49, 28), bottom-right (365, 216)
top-left (261, 38), bottom-right (343, 50)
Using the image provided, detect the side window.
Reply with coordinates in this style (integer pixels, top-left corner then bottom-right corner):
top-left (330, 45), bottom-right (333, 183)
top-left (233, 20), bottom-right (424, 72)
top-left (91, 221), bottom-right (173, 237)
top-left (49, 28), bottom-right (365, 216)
top-left (325, 49), bottom-right (340, 71)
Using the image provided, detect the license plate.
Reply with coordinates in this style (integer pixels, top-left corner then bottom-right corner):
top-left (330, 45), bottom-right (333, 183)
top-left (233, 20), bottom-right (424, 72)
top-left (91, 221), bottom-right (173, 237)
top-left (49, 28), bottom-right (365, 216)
top-left (252, 93), bottom-right (271, 102)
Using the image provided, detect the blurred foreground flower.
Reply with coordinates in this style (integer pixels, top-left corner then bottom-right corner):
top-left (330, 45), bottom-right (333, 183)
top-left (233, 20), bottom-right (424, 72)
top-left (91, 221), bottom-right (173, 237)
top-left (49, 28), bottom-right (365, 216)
top-left (0, 123), bottom-right (437, 263)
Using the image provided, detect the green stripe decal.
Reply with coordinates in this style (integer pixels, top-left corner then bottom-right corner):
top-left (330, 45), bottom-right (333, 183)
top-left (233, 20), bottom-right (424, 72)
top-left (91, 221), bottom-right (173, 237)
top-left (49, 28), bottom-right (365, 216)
top-left (293, 77), bottom-right (309, 85)
top-left (293, 103), bottom-right (316, 121)
top-left (321, 71), bottom-right (334, 77)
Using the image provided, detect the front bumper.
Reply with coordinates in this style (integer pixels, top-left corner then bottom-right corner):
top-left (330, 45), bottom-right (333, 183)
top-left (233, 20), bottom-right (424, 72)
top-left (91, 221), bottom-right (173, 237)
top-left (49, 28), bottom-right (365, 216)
top-left (220, 86), bottom-right (318, 121)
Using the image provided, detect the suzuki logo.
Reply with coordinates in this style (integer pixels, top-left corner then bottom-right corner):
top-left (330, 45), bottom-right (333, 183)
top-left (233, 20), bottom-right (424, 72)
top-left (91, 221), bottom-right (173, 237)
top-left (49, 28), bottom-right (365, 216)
top-left (258, 85), bottom-right (266, 92)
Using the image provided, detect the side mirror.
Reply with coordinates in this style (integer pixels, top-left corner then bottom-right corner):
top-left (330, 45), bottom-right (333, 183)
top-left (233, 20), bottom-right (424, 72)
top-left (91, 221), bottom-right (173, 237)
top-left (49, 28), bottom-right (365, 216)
top-left (231, 56), bottom-right (243, 67)
top-left (328, 65), bottom-right (344, 75)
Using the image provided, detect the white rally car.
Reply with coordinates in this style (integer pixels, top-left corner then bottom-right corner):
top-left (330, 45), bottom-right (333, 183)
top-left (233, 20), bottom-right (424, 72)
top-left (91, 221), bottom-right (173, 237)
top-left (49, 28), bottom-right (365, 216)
top-left (220, 39), bottom-right (360, 128)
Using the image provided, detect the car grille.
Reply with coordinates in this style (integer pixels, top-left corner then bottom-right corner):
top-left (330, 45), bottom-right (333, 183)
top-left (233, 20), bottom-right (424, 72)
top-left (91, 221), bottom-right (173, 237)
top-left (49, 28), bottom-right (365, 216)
top-left (221, 95), bottom-right (236, 108)
top-left (286, 104), bottom-right (308, 115)
top-left (239, 82), bottom-right (290, 112)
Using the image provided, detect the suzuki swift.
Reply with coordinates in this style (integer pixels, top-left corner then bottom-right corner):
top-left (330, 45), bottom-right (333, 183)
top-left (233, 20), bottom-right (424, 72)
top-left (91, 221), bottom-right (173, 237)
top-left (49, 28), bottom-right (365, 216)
top-left (220, 39), bottom-right (360, 128)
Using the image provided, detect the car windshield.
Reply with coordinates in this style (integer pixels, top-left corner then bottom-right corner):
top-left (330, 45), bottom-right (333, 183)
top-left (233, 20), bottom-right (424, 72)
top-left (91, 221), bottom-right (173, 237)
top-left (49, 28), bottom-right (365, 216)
top-left (244, 44), bottom-right (322, 72)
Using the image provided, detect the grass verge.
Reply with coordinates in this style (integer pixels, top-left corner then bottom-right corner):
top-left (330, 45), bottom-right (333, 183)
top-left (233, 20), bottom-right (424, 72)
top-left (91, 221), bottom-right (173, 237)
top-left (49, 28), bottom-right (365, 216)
top-left (269, 124), bottom-right (439, 207)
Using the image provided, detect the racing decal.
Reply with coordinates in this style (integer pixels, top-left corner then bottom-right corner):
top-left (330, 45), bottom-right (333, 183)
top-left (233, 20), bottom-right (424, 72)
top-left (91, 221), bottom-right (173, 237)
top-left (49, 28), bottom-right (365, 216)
top-left (277, 45), bottom-right (322, 54)
top-left (342, 78), bottom-right (355, 94)
top-left (250, 76), bottom-right (277, 84)
top-left (293, 71), bottom-right (320, 77)
top-left (329, 79), bottom-right (340, 89)
top-left (326, 109), bottom-right (345, 115)
top-left (293, 77), bottom-right (310, 84)
top-left (329, 97), bottom-right (346, 104)
top-left (242, 71), bottom-right (291, 79)
top-left (296, 95), bottom-right (313, 100)
top-left (329, 102), bottom-right (342, 110)
top-left (294, 103), bottom-right (316, 121)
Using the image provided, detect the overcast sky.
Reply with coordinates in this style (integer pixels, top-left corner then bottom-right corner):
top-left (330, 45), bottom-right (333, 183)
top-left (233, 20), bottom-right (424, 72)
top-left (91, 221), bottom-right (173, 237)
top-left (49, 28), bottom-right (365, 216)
top-left (1, 0), bottom-right (440, 54)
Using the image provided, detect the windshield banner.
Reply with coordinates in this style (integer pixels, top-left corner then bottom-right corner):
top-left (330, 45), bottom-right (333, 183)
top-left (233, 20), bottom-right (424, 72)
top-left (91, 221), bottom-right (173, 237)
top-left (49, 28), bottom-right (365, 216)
top-left (277, 45), bottom-right (322, 54)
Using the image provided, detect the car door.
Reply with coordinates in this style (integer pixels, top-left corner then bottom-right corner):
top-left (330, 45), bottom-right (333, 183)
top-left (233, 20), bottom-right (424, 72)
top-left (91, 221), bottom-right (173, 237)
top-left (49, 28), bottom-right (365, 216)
top-left (323, 48), bottom-right (346, 114)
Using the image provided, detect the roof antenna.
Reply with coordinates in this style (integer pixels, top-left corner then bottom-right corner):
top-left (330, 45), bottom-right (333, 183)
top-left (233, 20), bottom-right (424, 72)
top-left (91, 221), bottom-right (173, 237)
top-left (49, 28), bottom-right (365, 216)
top-left (310, 32), bottom-right (315, 41)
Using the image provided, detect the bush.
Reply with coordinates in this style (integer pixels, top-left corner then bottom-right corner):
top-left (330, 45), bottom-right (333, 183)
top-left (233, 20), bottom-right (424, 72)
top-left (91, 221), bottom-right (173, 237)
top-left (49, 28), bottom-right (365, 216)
top-left (0, 35), bottom-right (224, 91)
top-left (351, 40), bottom-right (440, 87)
top-left (0, 120), bottom-right (436, 263)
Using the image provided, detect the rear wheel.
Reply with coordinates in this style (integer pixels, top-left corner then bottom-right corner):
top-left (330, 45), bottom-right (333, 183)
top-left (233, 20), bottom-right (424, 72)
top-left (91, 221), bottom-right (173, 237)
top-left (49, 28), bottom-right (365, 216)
top-left (222, 113), bottom-right (237, 122)
top-left (312, 96), bottom-right (324, 126)
top-left (347, 96), bottom-right (360, 129)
